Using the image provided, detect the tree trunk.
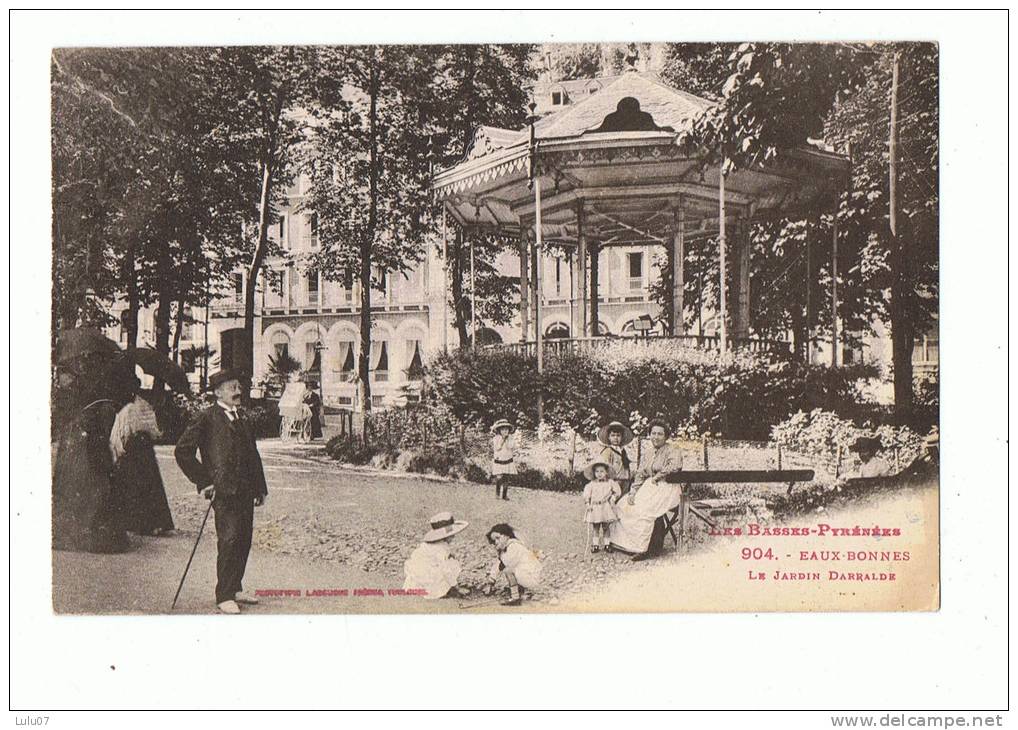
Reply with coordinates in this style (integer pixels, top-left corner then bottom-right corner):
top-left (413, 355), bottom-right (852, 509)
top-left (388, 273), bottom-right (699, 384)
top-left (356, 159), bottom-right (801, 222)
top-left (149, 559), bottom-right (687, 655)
top-left (124, 237), bottom-right (139, 351)
top-left (152, 287), bottom-right (173, 395)
top-left (358, 65), bottom-right (379, 413)
top-left (887, 50), bottom-right (914, 423)
top-left (451, 228), bottom-right (469, 346)
top-left (244, 73), bottom-right (289, 377)
top-left (171, 293), bottom-right (186, 363)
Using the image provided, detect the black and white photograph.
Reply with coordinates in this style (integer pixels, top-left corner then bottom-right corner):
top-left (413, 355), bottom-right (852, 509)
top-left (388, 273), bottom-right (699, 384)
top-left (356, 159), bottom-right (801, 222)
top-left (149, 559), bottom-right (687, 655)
top-left (9, 8), bottom-right (1010, 718)
top-left (49, 37), bottom-right (941, 616)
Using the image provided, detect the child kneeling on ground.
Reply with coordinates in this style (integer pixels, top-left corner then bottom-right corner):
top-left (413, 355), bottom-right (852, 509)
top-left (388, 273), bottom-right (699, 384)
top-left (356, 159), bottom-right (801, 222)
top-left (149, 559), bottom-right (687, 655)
top-left (483, 523), bottom-right (542, 606)
top-left (403, 512), bottom-right (471, 599)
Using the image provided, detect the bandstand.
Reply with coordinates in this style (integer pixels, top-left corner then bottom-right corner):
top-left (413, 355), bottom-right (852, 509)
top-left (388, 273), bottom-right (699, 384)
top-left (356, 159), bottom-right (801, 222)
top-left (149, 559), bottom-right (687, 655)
top-left (432, 69), bottom-right (850, 362)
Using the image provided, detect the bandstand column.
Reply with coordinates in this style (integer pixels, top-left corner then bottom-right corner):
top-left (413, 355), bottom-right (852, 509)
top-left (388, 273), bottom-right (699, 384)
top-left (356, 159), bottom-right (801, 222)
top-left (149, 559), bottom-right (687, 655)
top-left (671, 205), bottom-right (685, 336)
top-left (441, 207), bottom-right (449, 353)
top-left (718, 165), bottom-right (728, 354)
top-left (530, 230), bottom-right (539, 341)
top-left (576, 203), bottom-right (588, 337)
top-left (589, 238), bottom-right (600, 337)
top-left (730, 217), bottom-right (751, 341)
top-left (519, 228), bottom-right (530, 343)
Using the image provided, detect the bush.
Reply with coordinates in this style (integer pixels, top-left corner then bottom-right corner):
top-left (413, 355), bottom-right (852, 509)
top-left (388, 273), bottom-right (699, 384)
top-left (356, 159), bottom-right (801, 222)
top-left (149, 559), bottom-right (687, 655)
top-left (403, 444), bottom-right (462, 476)
top-left (514, 466), bottom-right (585, 493)
top-left (912, 373), bottom-right (939, 433)
top-left (325, 435), bottom-right (393, 466)
top-left (771, 409), bottom-right (923, 465)
top-left (425, 341), bottom-right (878, 441)
top-left (152, 393), bottom-right (280, 443)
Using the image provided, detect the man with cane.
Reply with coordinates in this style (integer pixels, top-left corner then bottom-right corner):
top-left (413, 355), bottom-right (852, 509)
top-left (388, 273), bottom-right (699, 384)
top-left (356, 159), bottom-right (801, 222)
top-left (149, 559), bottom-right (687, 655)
top-left (175, 370), bottom-right (268, 614)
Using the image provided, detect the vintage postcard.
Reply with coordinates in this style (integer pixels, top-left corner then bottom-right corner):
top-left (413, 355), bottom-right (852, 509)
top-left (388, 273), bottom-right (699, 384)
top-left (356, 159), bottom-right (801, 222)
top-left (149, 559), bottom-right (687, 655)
top-left (50, 40), bottom-right (939, 615)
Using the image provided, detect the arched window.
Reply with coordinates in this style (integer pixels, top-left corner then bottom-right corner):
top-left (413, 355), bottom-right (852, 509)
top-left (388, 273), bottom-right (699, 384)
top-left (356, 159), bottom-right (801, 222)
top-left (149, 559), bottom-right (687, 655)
top-left (594, 320), bottom-right (612, 336)
top-left (545, 322), bottom-right (570, 339)
top-left (303, 333), bottom-right (322, 372)
top-left (270, 331), bottom-right (290, 361)
top-left (370, 339), bottom-right (389, 381)
top-left (333, 338), bottom-right (356, 382)
top-left (405, 339), bottom-right (425, 381)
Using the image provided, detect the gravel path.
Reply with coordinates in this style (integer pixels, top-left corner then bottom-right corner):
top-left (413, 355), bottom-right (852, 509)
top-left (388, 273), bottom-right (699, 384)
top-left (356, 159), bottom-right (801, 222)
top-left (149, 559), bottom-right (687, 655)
top-left (54, 440), bottom-right (693, 613)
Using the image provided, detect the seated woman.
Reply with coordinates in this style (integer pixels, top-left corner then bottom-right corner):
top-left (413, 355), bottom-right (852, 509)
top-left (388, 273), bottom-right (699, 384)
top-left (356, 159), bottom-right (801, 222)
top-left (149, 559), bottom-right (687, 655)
top-left (609, 419), bottom-right (684, 562)
top-left (849, 436), bottom-right (893, 478)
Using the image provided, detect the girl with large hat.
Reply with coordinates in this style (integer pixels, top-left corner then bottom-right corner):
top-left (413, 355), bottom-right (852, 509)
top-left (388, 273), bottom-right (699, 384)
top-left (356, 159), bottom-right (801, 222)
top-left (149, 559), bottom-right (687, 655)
top-left (597, 421), bottom-right (635, 496)
top-left (403, 512), bottom-right (470, 599)
top-left (490, 418), bottom-right (518, 501)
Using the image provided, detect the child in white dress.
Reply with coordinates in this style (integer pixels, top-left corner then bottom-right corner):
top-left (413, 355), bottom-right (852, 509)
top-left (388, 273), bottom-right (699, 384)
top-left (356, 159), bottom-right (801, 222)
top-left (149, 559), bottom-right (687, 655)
top-left (490, 418), bottom-right (517, 501)
top-left (483, 523), bottom-right (542, 606)
top-left (403, 512), bottom-right (470, 599)
top-left (582, 460), bottom-right (622, 553)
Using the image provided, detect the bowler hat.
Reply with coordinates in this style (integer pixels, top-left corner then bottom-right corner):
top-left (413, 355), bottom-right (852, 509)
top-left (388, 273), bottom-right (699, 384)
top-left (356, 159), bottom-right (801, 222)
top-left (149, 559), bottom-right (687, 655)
top-left (208, 369), bottom-right (245, 392)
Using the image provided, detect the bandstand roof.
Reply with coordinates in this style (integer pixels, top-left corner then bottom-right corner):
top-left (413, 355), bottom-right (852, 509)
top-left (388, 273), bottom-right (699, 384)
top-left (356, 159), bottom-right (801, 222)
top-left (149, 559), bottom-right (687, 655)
top-left (433, 72), bottom-right (850, 247)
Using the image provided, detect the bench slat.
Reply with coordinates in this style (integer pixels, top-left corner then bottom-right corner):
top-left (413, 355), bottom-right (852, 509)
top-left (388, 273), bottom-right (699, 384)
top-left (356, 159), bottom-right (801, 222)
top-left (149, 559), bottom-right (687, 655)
top-left (661, 469), bottom-right (814, 484)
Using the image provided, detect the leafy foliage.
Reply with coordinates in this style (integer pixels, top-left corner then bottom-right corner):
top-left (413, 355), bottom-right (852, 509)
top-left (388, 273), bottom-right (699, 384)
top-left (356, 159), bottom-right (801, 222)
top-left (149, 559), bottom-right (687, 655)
top-left (424, 342), bottom-right (878, 440)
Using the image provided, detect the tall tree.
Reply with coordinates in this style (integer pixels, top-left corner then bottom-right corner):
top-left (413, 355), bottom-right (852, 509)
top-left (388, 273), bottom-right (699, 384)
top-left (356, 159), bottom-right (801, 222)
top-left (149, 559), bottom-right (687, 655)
top-left (678, 42), bottom-right (938, 420)
top-left (302, 45), bottom-right (437, 412)
top-left (430, 44), bottom-right (535, 345)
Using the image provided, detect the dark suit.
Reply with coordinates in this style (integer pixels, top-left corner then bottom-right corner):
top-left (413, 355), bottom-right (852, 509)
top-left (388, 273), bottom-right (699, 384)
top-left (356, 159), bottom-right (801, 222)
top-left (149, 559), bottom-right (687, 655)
top-left (175, 405), bottom-right (268, 604)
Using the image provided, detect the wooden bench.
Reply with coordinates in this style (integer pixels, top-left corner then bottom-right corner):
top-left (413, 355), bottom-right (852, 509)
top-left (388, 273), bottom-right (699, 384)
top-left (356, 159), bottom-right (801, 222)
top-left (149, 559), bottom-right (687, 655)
top-left (659, 469), bottom-right (815, 550)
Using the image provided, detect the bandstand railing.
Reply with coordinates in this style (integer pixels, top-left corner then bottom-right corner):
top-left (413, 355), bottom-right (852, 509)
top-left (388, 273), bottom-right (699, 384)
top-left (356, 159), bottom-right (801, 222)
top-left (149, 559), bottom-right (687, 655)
top-left (486, 334), bottom-right (793, 358)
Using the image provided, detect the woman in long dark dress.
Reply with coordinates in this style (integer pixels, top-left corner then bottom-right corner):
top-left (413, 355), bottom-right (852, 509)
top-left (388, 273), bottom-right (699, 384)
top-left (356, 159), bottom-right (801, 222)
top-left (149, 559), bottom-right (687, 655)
top-left (52, 350), bottom-right (130, 553)
top-left (303, 384), bottom-right (323, 440)
top-left (110, 377), bottom-right (175, 536)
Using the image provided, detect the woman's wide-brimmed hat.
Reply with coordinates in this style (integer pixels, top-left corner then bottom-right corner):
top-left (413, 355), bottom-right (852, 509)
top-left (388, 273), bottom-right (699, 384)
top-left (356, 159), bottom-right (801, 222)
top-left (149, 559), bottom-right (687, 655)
top-left (849, 436), bottom-right (883, 453)
top-left (423, 512), bottom-right (469, 542)
top-left (490, 418), bottom-right (516, 434)
top-left (597, 421), bottom-right (634, 446)
top-left (57, 327), bottom-right (121, 364)
top-left (583, 460), bottom-right (617, 481)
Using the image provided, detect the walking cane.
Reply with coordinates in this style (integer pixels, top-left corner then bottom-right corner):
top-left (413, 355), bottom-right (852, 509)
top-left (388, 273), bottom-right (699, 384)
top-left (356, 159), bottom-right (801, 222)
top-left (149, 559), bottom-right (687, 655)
top-left (171, 495), bottom-right (214, 611)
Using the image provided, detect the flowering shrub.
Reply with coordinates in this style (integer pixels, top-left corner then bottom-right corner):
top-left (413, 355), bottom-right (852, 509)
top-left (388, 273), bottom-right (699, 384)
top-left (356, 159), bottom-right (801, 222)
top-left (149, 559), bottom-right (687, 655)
top-left (425, 342), bottom-right (877, 440)
top-left (771, 409), bottom-right (923, 466)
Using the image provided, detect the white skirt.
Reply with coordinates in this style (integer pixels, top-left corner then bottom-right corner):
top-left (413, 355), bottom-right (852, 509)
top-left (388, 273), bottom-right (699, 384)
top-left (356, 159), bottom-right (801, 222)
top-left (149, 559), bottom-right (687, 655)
top-left (403, 555), bottom-right (462, 600)
top-left (492, 459), bottom-right (517, 476)
top-left (609, 479), bottom-right (682, 554)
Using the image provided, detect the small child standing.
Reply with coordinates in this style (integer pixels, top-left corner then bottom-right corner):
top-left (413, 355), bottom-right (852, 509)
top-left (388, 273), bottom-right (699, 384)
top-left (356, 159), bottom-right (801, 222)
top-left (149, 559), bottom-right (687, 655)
top-left (490, 418), bottom-right (517, 501)
top-left (484, 523), bottom-right (542, 606)
top-left (582, 460), bottom-right (622, 553)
